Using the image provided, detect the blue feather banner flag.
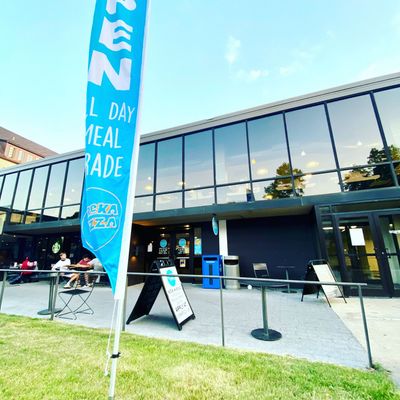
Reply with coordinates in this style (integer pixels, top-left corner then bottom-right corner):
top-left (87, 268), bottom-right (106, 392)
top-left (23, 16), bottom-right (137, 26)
top-left (81, 0), bottom-right (148, 297)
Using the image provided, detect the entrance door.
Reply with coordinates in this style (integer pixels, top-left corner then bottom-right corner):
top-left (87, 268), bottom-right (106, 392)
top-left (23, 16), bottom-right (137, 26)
top-left (375, 214), bottom-right (400, 296)
top-left (335, 213), bottom-right (397, 296)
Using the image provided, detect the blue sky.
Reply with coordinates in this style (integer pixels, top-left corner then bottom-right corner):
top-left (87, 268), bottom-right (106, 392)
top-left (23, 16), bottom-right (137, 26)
top-left (0, 1), bottom-right (399, 153)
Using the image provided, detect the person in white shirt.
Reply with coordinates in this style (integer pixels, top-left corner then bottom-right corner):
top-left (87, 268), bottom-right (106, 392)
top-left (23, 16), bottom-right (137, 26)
top-left (51, 252), bottom-right (71, 278)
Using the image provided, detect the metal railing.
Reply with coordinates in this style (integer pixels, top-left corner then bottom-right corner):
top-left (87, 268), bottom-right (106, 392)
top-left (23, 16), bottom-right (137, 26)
top-left (0, 268), bottom-right (372, 368)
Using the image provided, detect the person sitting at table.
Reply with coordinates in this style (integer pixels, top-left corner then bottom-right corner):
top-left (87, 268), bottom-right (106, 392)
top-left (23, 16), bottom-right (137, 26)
top-left (63, 255), bottom-right (92, 289)
top-left (51, 252), bottom-right (71, 281)
top-left (84, 257), bottom-right (103, 287)
top-left (9, 257), bottom-right (37, 284)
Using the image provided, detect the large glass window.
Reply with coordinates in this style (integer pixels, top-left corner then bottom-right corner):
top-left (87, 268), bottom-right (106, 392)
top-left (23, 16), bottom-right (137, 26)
top-left (328, 95), bottom-right (385, 168)
top-left (185, 188), bottom-right (214, 208)
top-left (136, 143), bottom-right (155, 195)
top-left (155, 192), bottom-right (182, 211)
top-left (248, 114), bottom-right (289, 179)
top-left (27, 166), bottom-right (49, 210)
top-left (342, 165), bottom-right (394, 191)
top-left (156, 138), bottom-right (182, 193)
top-left (0, 173), bottom-right (17, 208)
top-left (215, 123), bottom-right (250, 184)
top-left (295, 172), bottom-right (341, 196)
top-left (374, 88), bottom-right (400, 160)
top-left (42, 207), bottom-right (60, 222)
top-left (285, 105), bottom-right (336, 173)
top-left (13, 170), bottom-right (33, 211)
top-left (134, 196), bottom-right (153, 213)
top-left (184, 131), bottom-right (214, 188)
top-left (217, 183), bottom-right (251, 204)
top-left (63, 158), bottom-right (84, 205)
top-left (253, 178), bottom-right (294, 200)
top-left (45, 163), bottom-right (67, 208)
top-left (61, 205), bottom-right (80, 220)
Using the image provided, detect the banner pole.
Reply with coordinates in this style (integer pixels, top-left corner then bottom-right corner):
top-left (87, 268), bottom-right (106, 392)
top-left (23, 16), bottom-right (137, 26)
top-left (108, 1), bottom-right (152, 398)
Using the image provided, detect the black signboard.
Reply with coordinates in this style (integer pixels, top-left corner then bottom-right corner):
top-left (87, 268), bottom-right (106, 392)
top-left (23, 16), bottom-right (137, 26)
top-left (126, 259), bottom-right (195, 330)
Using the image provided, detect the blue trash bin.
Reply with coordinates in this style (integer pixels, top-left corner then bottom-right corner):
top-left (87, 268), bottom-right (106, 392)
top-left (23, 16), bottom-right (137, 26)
top-left (202, 255), bottom-right (223, 289)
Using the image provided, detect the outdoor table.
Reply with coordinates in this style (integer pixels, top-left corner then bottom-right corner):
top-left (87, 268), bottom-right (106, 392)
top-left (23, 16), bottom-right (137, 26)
top-left (37, 272), bottom-right (62, 316)
top-left (250, 283), bottom-right (282, 341)
top-left (276, 265), bottom-right (297, 293)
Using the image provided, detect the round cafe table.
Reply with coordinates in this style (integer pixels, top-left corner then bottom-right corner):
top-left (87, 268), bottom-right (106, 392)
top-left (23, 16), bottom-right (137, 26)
top-left (37, 272), bottom-right (62, 315)
top-left (276, 265), bottom-right (297, 294)
top-left (250, 284), bottom-right (282, 341)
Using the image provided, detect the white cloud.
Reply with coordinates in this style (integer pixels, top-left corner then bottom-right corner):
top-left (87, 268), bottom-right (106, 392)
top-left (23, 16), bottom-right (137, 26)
top-left (225, 36), bottom-right (241, 65)
top-left (235, 68), bottom-right (269, 82)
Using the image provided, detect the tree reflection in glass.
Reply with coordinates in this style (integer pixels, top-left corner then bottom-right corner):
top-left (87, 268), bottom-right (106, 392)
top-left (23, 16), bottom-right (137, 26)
top-left (260, 162), bottom-right (303, 199)
top-left (342, 145), bottom-right (398, 191)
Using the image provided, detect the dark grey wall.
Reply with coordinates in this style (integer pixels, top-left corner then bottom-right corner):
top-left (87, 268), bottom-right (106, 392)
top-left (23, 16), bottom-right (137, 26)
top-left (201, 221), bottom-right (219, 255)
top-left (227, 214), bottom-right (318, 280)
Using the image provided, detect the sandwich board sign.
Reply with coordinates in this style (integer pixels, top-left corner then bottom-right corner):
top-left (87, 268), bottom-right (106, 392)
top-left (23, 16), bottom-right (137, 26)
top-left (301, 260), bottom-right (346, 307)
top-left (126, 259), bottom-right (195, 330)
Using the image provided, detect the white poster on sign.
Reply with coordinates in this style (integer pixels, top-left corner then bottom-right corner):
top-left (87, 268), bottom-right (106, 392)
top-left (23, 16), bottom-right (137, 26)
top-left (160, 266), bottom-right (193, 324)
top-left (313, 264), bottom-right (341, 298)
top-left (349, 228), bottom-right (365, 246)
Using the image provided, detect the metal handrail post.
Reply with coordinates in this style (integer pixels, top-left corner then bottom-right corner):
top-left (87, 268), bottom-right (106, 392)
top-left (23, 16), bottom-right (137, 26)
top-left (0, 271), bottom-right (7, 311)
top-left (358, 285), bottom-right (373, 368)
top-left (219, 277), bottom-right (225, 347)
top-left (261, 286), bottom-right (269, 337)
top-left (50, 273), bottom-right (60, 321)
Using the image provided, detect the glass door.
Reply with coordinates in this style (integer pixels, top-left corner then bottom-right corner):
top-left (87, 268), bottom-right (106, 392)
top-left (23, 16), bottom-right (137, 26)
top-left (335, 214), bottom-right (390, 295)
top-left (375, 214), bottom-right (400, 296)
top-left (174, 232), bottom-right (190, 269)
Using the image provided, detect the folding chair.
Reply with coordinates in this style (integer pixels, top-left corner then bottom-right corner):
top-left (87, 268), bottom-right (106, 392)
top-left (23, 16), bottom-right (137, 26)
top-left (252, 263), bottom-right (286, 290)
top-left (56, 283), bottom-right (95, 320)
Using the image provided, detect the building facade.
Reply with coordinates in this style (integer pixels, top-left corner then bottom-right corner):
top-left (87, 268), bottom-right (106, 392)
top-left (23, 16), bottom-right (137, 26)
top-left (0, 126), bottom-right (57, 168)
top-left (1, 73), bottom-right (400, 296)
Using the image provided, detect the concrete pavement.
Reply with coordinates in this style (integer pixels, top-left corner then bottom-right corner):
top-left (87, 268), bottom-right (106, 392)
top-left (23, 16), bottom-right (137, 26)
top-left (1, 280), bottom-right (369, 371)
top-left (332, 297), bottom-right (400, 386)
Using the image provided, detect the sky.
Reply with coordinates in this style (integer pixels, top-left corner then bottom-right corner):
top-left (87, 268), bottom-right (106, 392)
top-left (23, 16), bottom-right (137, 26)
top-left (0, 1), bottom-right (400, 154)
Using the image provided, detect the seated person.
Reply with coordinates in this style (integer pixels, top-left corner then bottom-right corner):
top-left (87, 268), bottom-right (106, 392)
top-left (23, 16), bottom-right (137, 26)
top-left (63, 255), bottom-right (92, 289)
top-left (20, 257), bottom-right (37, 283)
top-left (84, 257), bottom-right (103, 287)
top-left (9, 257), bottom-right (37, 284)
top-left (51, 252), bottom-right (72, 281)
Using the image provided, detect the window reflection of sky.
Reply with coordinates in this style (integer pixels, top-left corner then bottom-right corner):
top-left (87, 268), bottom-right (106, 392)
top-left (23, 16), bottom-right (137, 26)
top-left (328, 95), bottom-right (384, 168)
top-left (286, 105), bottom-right (336, 173)
top-left (215, 123), bottom-right (249, 184)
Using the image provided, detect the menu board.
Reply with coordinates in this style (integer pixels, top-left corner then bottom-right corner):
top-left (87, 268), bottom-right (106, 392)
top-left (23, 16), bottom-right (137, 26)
top-left (312, 263), bottom-right (341, 298)
top-left (160, 266), bottom-right (194, 324)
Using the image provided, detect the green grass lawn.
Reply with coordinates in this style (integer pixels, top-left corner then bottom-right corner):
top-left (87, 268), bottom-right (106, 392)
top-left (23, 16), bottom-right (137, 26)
top-left (0, 314), bottom-right (398, 400)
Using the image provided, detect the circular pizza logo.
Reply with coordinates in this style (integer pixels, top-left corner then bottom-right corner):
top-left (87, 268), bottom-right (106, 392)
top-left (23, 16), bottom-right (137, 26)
top-left (81, 187), bottom-right (122, 252)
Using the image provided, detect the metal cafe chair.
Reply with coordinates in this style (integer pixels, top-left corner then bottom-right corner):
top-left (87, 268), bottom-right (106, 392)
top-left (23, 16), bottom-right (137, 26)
top-left (252, 263), bottom-right (286, 290)
top-left (56, 283), bottom-right (96, 320)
